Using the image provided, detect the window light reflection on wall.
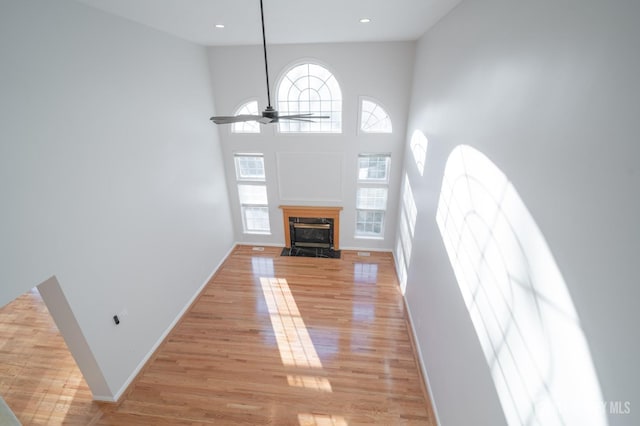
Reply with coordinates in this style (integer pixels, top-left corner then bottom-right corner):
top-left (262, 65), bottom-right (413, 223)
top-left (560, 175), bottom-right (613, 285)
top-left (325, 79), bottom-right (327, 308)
top-left (436, 145), bottom-right (606, 426)
top-left (395, 174), bottom-right (417, 294)
top-left (410, 130), bottom-right (428, 176)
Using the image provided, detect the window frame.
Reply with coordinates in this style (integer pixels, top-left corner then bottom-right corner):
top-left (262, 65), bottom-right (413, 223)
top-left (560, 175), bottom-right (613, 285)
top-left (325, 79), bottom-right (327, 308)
top-left (275, 61), bottom-right (343, 134)
top-left (233, 153), bottom-right (270, 234)
top-left (231, 100), bottom-right (261, 134)
top-left (357, 154), bottom-right (391, 184)
top-left (358, 97), bottom-right (393, 134)
top-left (234, 154), bottom-right (266, 182)
top-left (355, 153), bottom-right (391, 238)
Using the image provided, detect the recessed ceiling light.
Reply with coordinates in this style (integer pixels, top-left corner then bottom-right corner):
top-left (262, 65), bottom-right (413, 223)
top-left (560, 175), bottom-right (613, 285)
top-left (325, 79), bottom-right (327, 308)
top-left (359, 18), bottom-right (371, 24)
top-left (215, 24), bottom-right (225, 29)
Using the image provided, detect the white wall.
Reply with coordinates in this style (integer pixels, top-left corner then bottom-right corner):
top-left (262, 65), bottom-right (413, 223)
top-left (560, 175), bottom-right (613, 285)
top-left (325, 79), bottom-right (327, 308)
top-left (0, 0), bottom-right (234, 400)
top-left (401, 0), bottom-right (640, 424)
top-left (208, 42), bottom-right (415, 251)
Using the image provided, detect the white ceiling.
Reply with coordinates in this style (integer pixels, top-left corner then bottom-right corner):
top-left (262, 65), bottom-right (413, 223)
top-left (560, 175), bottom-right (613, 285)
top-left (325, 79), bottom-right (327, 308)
top-left (74, 0), bottom-right (462, 46)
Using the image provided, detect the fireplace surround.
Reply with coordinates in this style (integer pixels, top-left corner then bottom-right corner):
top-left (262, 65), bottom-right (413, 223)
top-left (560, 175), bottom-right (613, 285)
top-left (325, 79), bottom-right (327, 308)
top-left (280, 206), bottom-right (342, 250)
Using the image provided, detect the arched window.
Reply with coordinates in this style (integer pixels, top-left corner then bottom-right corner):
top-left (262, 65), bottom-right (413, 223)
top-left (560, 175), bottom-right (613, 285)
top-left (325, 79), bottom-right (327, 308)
top-left (231, 100), bottom-right (260, 134)
top-left (360, 98), bottom-right (392, 133)
top-left (277, 63), bottom-right (342, 133)
top-left (436, 145), bottom-right (605, 426)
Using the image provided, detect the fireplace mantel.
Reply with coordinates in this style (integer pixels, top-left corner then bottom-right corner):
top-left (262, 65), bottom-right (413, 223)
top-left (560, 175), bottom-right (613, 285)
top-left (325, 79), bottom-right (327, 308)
top-left (280, 205), bottom-right (343, 249)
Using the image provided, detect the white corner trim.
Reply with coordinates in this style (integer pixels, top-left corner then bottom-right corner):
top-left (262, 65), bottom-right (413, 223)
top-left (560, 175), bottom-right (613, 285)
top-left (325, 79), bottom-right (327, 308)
top-left (108, 244), bottom-right (236, 402)
top-left (404, 298), bottom-right (442, 426)
top-left (91, 394), bottom-right (117, 403)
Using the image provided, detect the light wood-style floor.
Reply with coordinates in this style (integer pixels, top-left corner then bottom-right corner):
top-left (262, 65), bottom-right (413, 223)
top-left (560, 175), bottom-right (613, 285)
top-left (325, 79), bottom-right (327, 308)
top-left (0, 288), bottom-right (102, 424)
top-left (1, 246), bottom-right (435, 425)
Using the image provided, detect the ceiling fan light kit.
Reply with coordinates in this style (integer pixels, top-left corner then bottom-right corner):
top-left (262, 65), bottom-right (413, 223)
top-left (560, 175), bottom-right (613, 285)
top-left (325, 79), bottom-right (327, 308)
top-left (210, 0), bottom-right (329, 126)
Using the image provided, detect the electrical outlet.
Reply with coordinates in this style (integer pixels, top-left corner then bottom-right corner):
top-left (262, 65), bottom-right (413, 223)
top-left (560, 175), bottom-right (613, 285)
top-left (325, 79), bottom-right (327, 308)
top-left (113, 308), bottom-right (128, 326)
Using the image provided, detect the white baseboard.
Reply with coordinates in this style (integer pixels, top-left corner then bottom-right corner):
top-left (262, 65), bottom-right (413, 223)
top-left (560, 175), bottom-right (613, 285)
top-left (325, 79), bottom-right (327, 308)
top-left (235, 242), bottom-right (284, 248)
top-left (338, 246), bottom-right (393, 252)
top-left (107, 244), bottom-right (236, 402)
top-left (235, 243), bottom-right (392, 254)
top-left (404, 299), bottom-right (442, 426)
top-left (92, 394), bottom-right (117, 403)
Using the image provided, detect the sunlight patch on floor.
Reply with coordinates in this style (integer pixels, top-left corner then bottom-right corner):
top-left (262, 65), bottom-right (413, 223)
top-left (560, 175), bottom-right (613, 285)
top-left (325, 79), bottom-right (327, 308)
top-left (260, 277), bottom-right (323, 368)
top-left (287, 375), bottom-right (333, 392)
top-left (298, 413), bottom-right (348, 426)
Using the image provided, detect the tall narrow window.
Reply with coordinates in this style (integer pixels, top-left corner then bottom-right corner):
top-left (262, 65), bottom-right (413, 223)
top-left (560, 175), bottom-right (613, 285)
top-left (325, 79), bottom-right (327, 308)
top-left (231, 100), bottom-right (260, 134)
top-left (355, 154), bottom-right (390, 237)
top-left (235, 154), bottom-right (270, 233)
top-left (277, 63), bottom-right (342, 133)
top-left (360, 98), bottom-right (392, 133)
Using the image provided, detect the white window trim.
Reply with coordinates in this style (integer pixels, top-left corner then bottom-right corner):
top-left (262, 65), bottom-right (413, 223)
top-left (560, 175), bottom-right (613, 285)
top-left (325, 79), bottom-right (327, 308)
top-left (275, 60), bottom-right (343, 134)
top-left (230, 99), bottom-right (261, 135)
top-left (355, 153), bottom-right (391, 239)
top-left (241, 205), bottom-right (271, 235)
top-left (357, 96), bottom-right (393, 135)
top-left (355, 202), bottom-right (387, 239)
top-left (234, 153), bottom-right (266, 182)
top-left (234, 153), bottom-right (271, 235)
top-left (357, 153), bottom-right (391, 184)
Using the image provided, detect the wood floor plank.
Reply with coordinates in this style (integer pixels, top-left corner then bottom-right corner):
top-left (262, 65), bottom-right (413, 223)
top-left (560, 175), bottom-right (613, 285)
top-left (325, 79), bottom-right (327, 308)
top-left (1, 245), bottom-right (436, 425)
top-left (0, 288), bottom-right (103, 425)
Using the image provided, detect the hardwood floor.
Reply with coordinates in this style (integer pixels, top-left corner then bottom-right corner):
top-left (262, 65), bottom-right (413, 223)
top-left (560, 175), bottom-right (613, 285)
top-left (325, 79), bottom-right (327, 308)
top-left (0, 288), bottom-right (102, 424)
top-left (1, 246), bottom-right (436, 425)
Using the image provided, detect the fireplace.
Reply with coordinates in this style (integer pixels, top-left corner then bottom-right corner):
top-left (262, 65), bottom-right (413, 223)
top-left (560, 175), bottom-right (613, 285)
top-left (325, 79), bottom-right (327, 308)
top-left (290, 217), bottom-right (334, 249)
top-left (280, 206), bottom-right (342, 250)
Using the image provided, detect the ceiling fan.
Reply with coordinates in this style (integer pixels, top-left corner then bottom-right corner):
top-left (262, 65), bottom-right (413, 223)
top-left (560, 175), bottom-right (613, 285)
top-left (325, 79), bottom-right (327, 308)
top-left (210, 0), bottom-right (329, 125)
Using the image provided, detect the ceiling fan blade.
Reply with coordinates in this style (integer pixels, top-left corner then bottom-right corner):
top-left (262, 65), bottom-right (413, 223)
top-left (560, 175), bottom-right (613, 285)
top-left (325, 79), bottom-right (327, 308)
top-left (279, 114), bottom-right (330, 120)
top-left (280, 118), bottom-right (315, 123)
top-left (210, 114), bottom-right (272, 125)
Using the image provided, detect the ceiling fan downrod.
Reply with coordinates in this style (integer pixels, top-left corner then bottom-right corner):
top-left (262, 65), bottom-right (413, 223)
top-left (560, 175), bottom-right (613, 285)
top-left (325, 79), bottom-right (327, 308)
top-left (209, 0), bottom-right (329, 125)
top-left (259, 0), bottom-right (273, 111)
